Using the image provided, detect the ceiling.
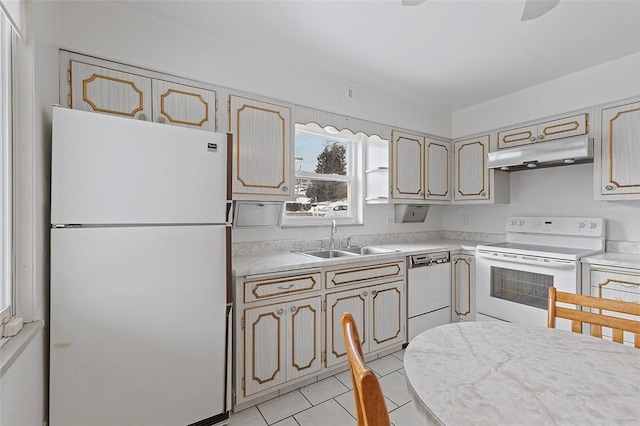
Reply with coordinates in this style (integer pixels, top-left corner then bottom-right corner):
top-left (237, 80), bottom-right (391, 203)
top-left (117, 0), bottom-right (640, 114)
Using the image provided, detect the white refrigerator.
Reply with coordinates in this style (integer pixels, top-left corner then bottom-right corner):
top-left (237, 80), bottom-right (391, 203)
top-left (49, 107), bottom-right (231, 426)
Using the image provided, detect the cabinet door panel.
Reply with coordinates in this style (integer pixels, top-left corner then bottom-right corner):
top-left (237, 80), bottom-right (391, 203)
top-left (325, 288), bottom-right (367, 367)
top-left (454, 136), bottom-right (489, 201)
top-left (287, 297), bottom-right (322, 381)
top-left (590, 268), bottom-right (640, 345)
top-left (452, 255), bottom-right (474, 321)
top-left (538, 113), bottom-right (588, 143)
top-left (600, 101), bottom-right (640, 196)
top-left (152, 80), bottom-right (216, 131)
top-left (244, 304), bottom-right (286, 396)
top-left (425, 139), bottom-right (450, 201)
top-left (392, 131), bottom-right (424, 200)
top-left (70, 61), bottom-right (151, 121)
top-left (497, 125), bottom-right (536, 149)
top-left (369, 281), bottom-right (405, 352)
top-left (230, 95), bottom-right (291, 199)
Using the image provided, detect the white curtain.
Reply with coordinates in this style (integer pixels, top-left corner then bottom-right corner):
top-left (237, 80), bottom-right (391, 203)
top-left (0, 0), bottom-right (27, 40)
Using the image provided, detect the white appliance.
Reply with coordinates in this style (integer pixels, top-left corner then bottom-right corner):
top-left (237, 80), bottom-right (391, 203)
top-left (407, 252), bottom-right (451, 341)
top-left (49, 107), bottom-right (231, 426)
top-left (476, 217), bottom-right (604, 328)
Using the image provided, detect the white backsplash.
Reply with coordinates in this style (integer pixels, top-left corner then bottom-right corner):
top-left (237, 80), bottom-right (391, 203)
top-left (606, 240), bottom-right (640, 255)
top-left (232, 230), bottom-right (507, 257)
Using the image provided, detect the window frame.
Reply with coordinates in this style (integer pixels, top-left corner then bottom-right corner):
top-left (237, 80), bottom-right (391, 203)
top-left (282, 123), bottom-right (363, 227)
top-left (0, 13), bottom-right (13, 330)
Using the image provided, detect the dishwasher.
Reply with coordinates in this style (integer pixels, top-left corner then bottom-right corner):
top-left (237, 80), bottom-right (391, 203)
top-left (407, 251), bottom-right (451, 342)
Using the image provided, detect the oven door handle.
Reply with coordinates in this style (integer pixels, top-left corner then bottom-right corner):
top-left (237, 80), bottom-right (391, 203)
top-left (476, 252), bottom-right (576, 270)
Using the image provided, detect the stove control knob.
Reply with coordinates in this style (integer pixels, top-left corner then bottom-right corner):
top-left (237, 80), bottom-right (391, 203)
top-left (577, 222), bottom-right (586, 229)
top-left (589, 222), bottom-right (598, 229)
top-left (511, 220), bottom-right (517, 226)
top-left (518, 220), bottom-right (524, 226)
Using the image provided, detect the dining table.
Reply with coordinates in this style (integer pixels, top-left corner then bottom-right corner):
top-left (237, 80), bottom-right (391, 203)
top-left (404, 321), bottom-right (640, 425)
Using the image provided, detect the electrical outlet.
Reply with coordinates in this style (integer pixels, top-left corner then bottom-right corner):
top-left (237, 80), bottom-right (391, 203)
top-left (386, 215), bottom-right (394, 225)
top-left (461, 215), bottom-right (469, 225)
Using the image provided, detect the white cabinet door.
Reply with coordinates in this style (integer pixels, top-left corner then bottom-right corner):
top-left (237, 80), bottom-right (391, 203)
top-left (452, 254), bottom-right (475, 321)
top-left (369, 281), bottom-right (405, 352)
top-left (325, 287), bottom-right (368, 367)
top-left (287, 297), bottom-right (322, 381)
top-left (497, 124), bottom-right (537, 150)
top-left (454, 135), bottom-right (489, 202)
top-left (70, 61), bottom-right (151, 121)
top-left (152, 79), bottom-right (216, 131)
top-left (229, 95), bottom-right (292, 199)
top-left (599, 101), bottom-right (640, 198)
top-left (425, 138), bottom-right (451, 202)
top-left (243, 303), bottom-right (287, 397)
top-left (391, 131), bottom-right (424, 200)
top-left (537, 113), bottom-right (588, 143)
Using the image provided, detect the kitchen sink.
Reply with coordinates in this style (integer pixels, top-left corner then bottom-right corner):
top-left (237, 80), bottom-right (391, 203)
top-left (297, 246), bottom-right (399, 259)
top-left (339, 246), bottom-right (399, 255)
top-left (299, 249), bottom-right (359, 259)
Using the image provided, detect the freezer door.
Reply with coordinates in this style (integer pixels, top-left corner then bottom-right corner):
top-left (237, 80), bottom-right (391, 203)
top-left (50, 225), bottom-right (228, 426)
top-left (51, 107), bottom-right (228, 225)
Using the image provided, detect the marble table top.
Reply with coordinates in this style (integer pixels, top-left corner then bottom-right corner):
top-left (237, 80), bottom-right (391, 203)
top-left (404, 321), bottom-right (640, 426)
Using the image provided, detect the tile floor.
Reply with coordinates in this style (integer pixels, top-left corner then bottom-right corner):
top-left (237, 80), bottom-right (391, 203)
top-left (229, 349), bottom-right (426, 426)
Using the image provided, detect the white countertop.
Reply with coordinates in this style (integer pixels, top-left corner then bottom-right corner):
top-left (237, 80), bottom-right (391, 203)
top-left (232, 239), bottom-right (480, 276)
top-left (405, 321), bottom-right (640, 426)
top-left (582, 252), bottom-right (640, 269)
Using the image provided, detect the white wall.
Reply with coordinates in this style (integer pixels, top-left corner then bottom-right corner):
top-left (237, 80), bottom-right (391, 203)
top-left (56, 1), bottom-right (451, 138)
top-left (448, 53), bottom-right (640, 242)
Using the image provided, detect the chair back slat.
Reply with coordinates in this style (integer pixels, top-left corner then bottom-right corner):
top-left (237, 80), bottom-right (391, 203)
top-left (548, 287), bottom-right (640, 349)
top-left (342, 313), bottom-right (391, 426)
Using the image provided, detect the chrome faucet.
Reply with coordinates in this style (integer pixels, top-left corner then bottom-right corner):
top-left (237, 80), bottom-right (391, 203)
top-left (329, 220), bottom-right (338, 250)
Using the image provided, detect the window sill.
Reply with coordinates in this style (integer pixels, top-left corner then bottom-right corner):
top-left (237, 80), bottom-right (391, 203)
top-left (0, 320), bottom-right (44, 379)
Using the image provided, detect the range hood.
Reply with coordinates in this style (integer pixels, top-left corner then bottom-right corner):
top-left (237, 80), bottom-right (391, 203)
top-left (394, 204), bottom-right (429, 223)
top-left (487, 136), bottom-right (593, 171)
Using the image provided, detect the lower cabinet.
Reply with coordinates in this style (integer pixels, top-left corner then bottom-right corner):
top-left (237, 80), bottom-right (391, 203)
top-left (242, 296), bottom-right (322, 397)
top-left (452, 254), bottom-right (475, 321)
top-left (234, 258), bottom-right (407, 408)
top-left (583, 263), bottom-right (640, 345)
top-left (325, 280), bottom-right (405, 367)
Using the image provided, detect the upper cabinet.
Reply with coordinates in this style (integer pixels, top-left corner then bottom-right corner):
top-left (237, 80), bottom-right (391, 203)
top-left (388, 130), bottom-right (450, 204)
top-left (596, 99), bottom-right (640, 200)
top-left (229, 95), bottom-right (292, 200)
top-left (497, 113), bottom-right (588, 150)
top-left (453, 135), bottom-right (509, 204)
top-left (66, 60), bottom-right (216, 131)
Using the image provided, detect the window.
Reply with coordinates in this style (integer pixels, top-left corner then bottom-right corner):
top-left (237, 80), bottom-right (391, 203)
top-left (284, 123), bottom-right (362, 226)
top-left (0, 13), bottom-right (13, 328)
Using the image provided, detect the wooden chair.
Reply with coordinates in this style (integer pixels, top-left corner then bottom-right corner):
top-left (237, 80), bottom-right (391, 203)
top-left (547, 287), bottom-right (640, 348)
top-left (341, 313), bottom-right (391, 426)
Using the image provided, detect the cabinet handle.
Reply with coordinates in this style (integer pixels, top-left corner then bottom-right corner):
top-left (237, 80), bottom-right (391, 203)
top-left (290, 306), bottom-right (298, 313)
top-left (362, 291), bottom-right (368, 297)
top-left (605, 185), bottom-right (614, 191)
top-left (282, 186), bottom-right (288, 192)
top-left (538, 135), bottom-right (545, 140)
top-left (276, 308), bottom-right (284, 316)
top-left (529, 136), bottom-right (536, 142)
top-left (138, 113), bottom-right (148, 121)
top-left (371, 290), bottom-right (378, 297)
top-left (157, 116), bottom-right (166, 124)
top-left (481, 191), bottom-right (486, 197)
top-left (277, 283), bottom-right (294, 290)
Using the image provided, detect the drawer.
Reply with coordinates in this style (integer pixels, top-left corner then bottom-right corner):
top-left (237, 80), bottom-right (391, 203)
top-left (590, 268), bottom-right (640, 303)
top-left (325, 261), bottom-right (405, 289)
top-left (243, 270), bottom-right (321, 303)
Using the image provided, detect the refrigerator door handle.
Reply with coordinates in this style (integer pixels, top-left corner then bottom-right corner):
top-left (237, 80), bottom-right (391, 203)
top-left (226, 201), bottom-right (233, 226)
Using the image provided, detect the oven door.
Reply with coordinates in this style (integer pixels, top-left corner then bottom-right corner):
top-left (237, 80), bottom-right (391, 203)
top-left (476, 250), bottom-right (579, 328)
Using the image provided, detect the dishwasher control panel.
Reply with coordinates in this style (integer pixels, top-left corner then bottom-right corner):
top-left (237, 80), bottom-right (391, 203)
top-left (409, 251), bottom-right (450, 267)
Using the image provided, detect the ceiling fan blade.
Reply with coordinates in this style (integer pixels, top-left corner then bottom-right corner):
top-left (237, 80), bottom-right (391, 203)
top-left (521, 0), bottom-right (560, 21)
top-left (402, 0), bottom-right (426, 6)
